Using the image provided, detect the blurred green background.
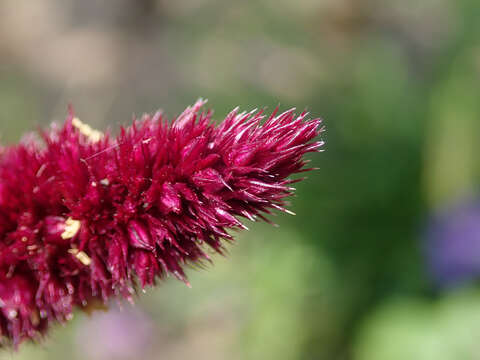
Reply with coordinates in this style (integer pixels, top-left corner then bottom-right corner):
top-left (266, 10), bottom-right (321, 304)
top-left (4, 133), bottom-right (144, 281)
top-left (1, 0), bottom-right (480, 359)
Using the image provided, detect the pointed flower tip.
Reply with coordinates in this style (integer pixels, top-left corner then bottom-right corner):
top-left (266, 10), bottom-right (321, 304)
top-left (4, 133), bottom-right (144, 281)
top-left (67, 104), bottom-right (75, 117)
top-left (0, 100), bottom-right (323, 348)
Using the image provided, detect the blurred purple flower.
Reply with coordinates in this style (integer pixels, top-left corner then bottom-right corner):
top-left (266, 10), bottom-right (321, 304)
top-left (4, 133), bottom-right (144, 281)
top-left (76, 305), bottom-right (154, 360)
top-left (425, 197), bottom-right (480, 288)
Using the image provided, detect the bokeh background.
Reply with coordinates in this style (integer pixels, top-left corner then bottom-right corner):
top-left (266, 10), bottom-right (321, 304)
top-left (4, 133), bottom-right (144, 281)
top-left (1, 0), bottom-right (480, 359)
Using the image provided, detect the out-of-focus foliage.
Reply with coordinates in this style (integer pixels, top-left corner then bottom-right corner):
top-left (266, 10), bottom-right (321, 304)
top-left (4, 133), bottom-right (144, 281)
top-left (1, 0), bottom-right (480, 359)
top-left (354, 289), bottom-right (480, 360)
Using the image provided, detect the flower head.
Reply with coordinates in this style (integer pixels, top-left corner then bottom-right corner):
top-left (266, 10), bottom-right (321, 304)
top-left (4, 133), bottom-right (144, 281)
top-left (0, 100), bottom-right (323, 347)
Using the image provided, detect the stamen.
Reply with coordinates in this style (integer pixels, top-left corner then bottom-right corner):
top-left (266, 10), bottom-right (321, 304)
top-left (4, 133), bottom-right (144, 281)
top-left (72, 117), bottom-right (103, 142)
top-left (61, 218), bottom-right (81, 240)
top-left (68, 248), bottom-right (92, 266)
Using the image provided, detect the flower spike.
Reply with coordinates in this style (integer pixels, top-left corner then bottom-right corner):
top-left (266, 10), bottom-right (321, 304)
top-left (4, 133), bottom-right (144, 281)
top-left (0, 100), bottom-right (324, 347)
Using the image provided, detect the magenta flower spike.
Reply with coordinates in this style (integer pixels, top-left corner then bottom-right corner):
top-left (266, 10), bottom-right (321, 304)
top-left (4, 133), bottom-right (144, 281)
top-left (0, 100), bottom-right (324, 347)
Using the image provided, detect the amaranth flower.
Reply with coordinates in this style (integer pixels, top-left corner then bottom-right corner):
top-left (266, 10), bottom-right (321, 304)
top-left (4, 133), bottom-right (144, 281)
top-left (0, 100), bottom-right (323, 347)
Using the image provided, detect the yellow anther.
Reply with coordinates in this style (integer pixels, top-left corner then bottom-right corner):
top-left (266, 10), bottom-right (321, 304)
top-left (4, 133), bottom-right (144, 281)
top-left (72, 117), bottom-right (103, 142)
top-left (68, 248), bottom-right (92, 266)
top-left (61, 217), bottom-right (81, 240)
